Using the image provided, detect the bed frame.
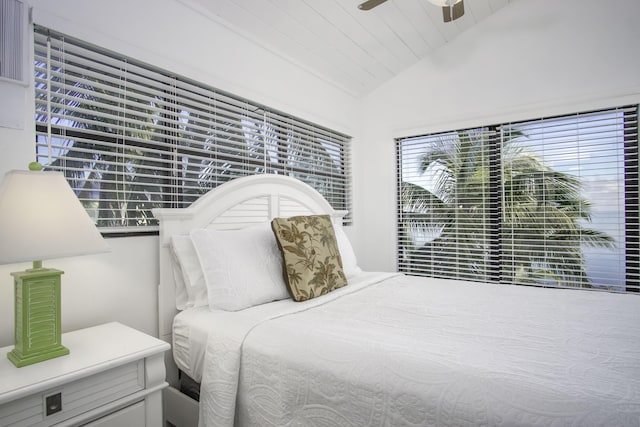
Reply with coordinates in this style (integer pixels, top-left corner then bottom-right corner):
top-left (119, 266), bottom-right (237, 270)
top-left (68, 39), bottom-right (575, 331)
top-left (152, 174), bottom-right (346, 426)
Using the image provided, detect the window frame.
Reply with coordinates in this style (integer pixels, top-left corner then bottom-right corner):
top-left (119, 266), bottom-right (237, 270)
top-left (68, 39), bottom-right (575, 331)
top-left (34, 26), bottom-right (352, 235)
top-left (396, 105), bottom-right (639, 294)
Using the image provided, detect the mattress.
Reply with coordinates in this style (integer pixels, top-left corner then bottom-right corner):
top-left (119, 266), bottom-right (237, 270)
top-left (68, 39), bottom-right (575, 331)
top-left (175, 272), bottom-right (640, 427)
top-left (172, 271), bottom-right (392, 382)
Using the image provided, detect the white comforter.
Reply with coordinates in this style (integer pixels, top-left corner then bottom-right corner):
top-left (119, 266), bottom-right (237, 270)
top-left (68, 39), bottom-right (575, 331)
top-left (186, 273), bottom-right (640, 427)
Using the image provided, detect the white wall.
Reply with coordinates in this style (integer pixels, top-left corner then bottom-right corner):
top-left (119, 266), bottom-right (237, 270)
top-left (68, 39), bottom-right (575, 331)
top-left (352, 0), bottom-right (640, 272)
top-left (0, 0), bottom-right (359, 347)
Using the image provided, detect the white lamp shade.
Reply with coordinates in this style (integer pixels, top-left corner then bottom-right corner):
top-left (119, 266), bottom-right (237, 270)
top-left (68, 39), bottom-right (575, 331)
top-left (427, 0), bottom-right (462, 5)
top-left (0, 169), bottom-right (110, 264)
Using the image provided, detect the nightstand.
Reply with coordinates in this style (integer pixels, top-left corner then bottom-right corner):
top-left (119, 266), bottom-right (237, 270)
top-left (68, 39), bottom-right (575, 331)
top-left (0, 322), bottom-right (170, 426)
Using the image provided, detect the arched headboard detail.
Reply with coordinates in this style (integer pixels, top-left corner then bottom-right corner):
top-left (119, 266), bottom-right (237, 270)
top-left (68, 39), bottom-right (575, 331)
top-left (152, 174), bottom-right (347, 384)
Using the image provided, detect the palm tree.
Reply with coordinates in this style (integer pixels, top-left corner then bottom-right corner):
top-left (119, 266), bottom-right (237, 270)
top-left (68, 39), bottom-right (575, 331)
top-left (35, 61), bottom-right (170, 228)
top-left (36, 61), bottom-right (346, 228)
top-left (401, 129), bottom-right (615, 288)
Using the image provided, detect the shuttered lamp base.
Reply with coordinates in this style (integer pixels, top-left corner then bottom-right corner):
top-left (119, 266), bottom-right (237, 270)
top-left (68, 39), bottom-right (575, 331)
top-left (7, 264), bottom-right (69, 368)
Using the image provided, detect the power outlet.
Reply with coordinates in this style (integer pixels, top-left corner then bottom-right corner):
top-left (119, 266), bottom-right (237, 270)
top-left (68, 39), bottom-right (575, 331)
top-left (45, 392), bottom-right (62, 416)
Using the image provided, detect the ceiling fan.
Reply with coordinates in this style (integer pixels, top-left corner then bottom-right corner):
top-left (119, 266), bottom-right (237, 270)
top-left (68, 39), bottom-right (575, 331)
top-left (358, 0), bottom-right (464, 23)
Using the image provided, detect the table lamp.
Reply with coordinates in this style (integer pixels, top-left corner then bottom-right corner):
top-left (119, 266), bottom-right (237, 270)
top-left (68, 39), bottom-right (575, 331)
top-left (0, 162), bottom-right (110, 367)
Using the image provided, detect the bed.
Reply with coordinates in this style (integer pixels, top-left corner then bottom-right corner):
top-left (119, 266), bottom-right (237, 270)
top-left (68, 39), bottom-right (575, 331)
top-left (153, 174), bottom-right (640, 427)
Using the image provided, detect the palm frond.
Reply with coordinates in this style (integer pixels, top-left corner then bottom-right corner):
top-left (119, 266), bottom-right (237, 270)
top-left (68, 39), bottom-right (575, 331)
top-left (401, 128), bottom-right (616, 287)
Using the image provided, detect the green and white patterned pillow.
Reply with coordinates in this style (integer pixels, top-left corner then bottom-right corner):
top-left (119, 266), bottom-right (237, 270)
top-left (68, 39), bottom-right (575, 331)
top-left (271, 214), bottom-right (347, 301)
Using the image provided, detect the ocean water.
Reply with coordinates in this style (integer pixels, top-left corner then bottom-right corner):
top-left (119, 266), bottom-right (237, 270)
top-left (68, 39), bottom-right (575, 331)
top-left (581, 211), bottom-right (626, 292)
top-left (583, 249), bottom-right (626, 291)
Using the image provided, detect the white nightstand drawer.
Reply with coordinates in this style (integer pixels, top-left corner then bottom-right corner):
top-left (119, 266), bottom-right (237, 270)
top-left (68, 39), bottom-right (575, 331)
top-left (82, 401), bottom-right (146, 427)
top-left (0, 360), bottom-right (144, 427)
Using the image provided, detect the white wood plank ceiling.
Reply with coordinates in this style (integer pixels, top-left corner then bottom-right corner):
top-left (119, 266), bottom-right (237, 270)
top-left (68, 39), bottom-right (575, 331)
top-left (175, 0), bottom-right (512, 98)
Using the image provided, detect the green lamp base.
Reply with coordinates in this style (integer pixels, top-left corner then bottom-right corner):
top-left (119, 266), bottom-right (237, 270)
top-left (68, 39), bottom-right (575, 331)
top-left (7, 345), bottom-right (69, 368)
top-left (8, 262), bottom-right (69, 368)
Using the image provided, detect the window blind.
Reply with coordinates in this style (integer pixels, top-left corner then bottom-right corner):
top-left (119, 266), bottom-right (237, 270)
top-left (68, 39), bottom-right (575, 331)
top-left (396, 105), bottom-right (639, 293)
top-left (0, 0), bottom-right (26, 82)
top-left (34, 26), bottom-right (351, 232)
top-left (397, 128), bottom-right (500, 282)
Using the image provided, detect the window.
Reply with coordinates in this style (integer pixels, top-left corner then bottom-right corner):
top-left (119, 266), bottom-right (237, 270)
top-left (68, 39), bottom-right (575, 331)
top-left (396, 106), bottom-right (639, 293)
top-left (34, 26), bottom-right (351, 233)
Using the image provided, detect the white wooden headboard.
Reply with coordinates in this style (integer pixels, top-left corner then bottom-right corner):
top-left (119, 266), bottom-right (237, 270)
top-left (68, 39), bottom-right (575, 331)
top-left (152, 174), bottom-right (346, 384)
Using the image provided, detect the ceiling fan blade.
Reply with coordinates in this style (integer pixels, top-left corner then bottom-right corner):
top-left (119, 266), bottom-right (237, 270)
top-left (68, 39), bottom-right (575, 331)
top-left (358, 0), bottom-right (388, 11)
top-left (442, 0), bottom-right (464, 22)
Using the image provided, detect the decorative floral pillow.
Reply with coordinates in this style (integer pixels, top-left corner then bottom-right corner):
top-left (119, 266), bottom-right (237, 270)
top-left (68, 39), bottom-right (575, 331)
top-left (271, 214), bottom-right (347, 301)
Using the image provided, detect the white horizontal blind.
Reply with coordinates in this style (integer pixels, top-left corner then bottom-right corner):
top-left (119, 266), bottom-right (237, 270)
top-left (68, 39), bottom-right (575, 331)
top-left (397, 128), bottom-right (499, 282)
top-left (34, 26), bottom-right (351, 232)
top-left (0, 0), bottom-right (26, 82)
top-left (264, 110), bottom-right (350, 212)
top-left (396, 105), bottom-right (639, 294)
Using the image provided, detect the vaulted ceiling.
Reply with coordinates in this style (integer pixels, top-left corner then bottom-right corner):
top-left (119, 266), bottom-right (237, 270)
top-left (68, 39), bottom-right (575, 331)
top-left (175, 0), bottom-right (513, 97)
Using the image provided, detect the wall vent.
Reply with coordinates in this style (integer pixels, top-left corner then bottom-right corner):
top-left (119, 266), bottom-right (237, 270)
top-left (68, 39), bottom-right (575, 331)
top-left (0, 0), bottom-right (28, 84)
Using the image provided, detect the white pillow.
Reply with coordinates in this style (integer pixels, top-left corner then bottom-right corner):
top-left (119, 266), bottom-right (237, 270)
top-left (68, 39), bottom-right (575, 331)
top-left (169, 246), bottom-right (189, 310)
top-left (190, 222), bottom-right (290, 311)
top-left (170, 235), bottom-right (208, 309)
top-left (334, 226), bottom-right (362, 278)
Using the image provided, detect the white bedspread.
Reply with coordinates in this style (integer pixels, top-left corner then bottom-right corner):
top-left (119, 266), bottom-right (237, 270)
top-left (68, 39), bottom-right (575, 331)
top-left (191, 273), bottom-right (640, 427)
